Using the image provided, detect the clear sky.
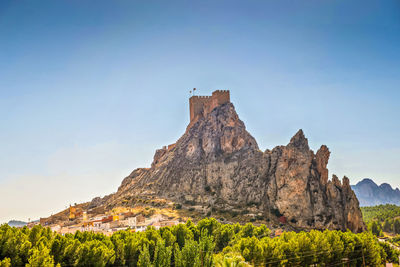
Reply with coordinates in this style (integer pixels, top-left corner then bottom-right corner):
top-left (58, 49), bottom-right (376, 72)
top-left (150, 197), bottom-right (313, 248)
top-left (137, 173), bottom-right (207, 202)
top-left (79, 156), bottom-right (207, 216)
top-left (0, 0), bottom-right (399, 223)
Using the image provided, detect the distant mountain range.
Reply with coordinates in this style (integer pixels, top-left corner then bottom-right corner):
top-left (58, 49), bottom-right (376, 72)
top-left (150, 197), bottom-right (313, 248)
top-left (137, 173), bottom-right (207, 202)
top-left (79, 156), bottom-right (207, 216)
top-left (351, 178), bottom-right (400, 206)
top-left (7, 220), bottom-right (27, 227)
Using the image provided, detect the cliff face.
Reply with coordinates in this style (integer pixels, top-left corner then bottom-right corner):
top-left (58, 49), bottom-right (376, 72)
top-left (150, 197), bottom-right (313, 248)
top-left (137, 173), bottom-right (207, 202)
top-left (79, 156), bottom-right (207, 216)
top-left (101, 102), bottom-right (365, 232)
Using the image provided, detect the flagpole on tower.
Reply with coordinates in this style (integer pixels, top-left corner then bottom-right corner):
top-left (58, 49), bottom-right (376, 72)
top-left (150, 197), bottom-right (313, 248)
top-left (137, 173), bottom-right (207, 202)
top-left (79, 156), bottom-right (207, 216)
top-left (189, 88), bottom-right (196, 96)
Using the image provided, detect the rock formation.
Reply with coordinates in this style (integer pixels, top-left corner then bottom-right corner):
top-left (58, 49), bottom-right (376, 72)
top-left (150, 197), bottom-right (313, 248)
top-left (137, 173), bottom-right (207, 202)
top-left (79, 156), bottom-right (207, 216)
top-left (95, 91), bottom-right (365, 232)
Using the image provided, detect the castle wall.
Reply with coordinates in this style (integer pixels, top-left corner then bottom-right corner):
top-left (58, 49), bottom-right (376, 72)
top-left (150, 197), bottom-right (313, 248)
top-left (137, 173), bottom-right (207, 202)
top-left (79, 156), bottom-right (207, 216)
top-left (167, 143), bottom-right (176, 151)
top-left (189, 96), bottom-right (211, 121)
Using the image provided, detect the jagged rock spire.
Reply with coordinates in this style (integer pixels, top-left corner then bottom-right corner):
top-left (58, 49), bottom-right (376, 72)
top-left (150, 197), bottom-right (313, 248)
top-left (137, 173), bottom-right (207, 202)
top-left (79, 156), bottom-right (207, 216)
top-left (288, 129), bottom-right (309, 150)
top-left (316, 145), bottom-right (330, 185)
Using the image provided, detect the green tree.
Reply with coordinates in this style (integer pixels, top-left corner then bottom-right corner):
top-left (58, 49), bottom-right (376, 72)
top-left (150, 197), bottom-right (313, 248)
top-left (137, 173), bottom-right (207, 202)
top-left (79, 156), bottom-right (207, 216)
top-left (62, 239), bottom-right (81, 266)
top-left (0, 258), bottom-right (11, 267)
top-left (196, 218), bottom-right (219, 238)
top-left (383, 219), bottom-right (392, 232)
top-left (369, 221), bottom-right (383, 236)
top-left (111, 235), bottom-right (126, 266)
top-left (124, 233), bottom-right (152, 267)
top-left (240, 223), bottom-right (256, 238)
top-left (198, 230), bottom-right (215, 267)
top-left (138, 244), bottom-right (152, 267)
top-left (294, 232), bottom-right (313, 266)
top-left (359, 232), bottom-right (382, 266)
top-left (145, 226), bottom-right (162, 260)
top-left (0, 225), bottom-right (31, 266)
top-left (215, 224), bottom-right (235, 252)
top-left (308, 230), bottom-right (330, 264)
top-left (161, 228), bottom-right (176, 247)
top-left (380, 241), bottom-right (400, 263)
top-left (255, 225), bottom-right (270, 239)
top-left (153, 240), bottom-right (172, 267)
top-left (325, 230), bottom-right (344, 264)
top-left (186, 220), bottom-right (200, 241)
top-left (28, 225), bottom-right (43, 247)
top-left (214, 252), bottom-right (250, 267)
top-left (174, 239), bottom-right (200, 267)
top-left (172, 224), bottom-right (194, 249)
top-left (393, 219), bottom-right (400, 234)
top-left (26, 245), bottom-right (55, 267)
top-left (235, 236), bottom-right (264, 266)
top-left (75, 240), bottom-right (115, 267)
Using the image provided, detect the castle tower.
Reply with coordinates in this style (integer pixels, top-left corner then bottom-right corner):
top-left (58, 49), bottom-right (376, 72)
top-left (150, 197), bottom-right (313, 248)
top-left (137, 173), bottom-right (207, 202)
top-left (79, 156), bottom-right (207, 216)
top-left (189, 90), bottom-right (230, 123)
top-left (209, 90), bottom-right (230, 113)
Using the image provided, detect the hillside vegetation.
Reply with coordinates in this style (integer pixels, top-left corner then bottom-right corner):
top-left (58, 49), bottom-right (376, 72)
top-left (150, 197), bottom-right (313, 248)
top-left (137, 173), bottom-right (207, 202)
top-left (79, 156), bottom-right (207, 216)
top-left (0, 218), bottom-right (398, 266)
top-left (361, 204), bottom-right (400, 236)
top-left (362, 205), bottom-right (400, 223)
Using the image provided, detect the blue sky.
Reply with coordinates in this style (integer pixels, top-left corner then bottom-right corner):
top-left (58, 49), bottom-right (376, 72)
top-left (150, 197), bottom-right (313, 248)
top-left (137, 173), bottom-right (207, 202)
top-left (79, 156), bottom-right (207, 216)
top-left (0, 0), bottom-right (399, 223)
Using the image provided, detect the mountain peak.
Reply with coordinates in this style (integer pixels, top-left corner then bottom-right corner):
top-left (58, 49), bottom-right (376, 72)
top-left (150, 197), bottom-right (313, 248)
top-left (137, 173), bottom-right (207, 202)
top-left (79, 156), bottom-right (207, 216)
top-left (183, 101), bottom-right (259, 158)
top-left (380, 183), bottom-right (393, 190)
top-left (352, 178), bottom-right (400, 206)
top-left (288, 129), bottom-right (309, 150)
top-left (357, 178), bottom-right (376, 185)
top-left (88, 90), bottom-right (365, 233)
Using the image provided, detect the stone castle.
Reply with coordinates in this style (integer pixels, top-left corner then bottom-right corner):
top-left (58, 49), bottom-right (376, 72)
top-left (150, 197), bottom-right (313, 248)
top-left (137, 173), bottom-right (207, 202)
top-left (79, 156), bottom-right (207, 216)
top-left (189, 90), bottom-right (230, 123)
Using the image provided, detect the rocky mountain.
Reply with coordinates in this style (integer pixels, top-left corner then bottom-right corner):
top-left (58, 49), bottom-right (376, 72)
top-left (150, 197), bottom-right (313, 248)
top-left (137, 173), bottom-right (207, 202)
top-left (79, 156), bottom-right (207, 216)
top-left (351, 179), bottom-right (400, 206)
top-left (91, 91), bottom-right (365, 232)
top-left (7, 220), bottom-right (27, 227)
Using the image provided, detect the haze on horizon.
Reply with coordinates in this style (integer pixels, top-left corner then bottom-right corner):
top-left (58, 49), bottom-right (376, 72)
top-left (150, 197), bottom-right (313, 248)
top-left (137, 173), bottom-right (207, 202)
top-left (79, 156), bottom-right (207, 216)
top-left (0, 0), bottom-right (399, 223)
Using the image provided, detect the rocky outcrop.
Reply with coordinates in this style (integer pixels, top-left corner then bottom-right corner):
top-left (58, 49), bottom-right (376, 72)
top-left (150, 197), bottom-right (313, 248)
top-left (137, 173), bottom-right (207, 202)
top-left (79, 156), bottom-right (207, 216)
top-left (98, 101), bottom-right (365, 232)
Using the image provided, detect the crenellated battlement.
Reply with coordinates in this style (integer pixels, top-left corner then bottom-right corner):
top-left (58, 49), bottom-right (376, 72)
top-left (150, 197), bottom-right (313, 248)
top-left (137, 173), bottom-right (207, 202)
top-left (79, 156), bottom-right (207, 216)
top-left (189, 89), bottom-right (230, 123)
top-left (191, 95), bottom-right (212, 99)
